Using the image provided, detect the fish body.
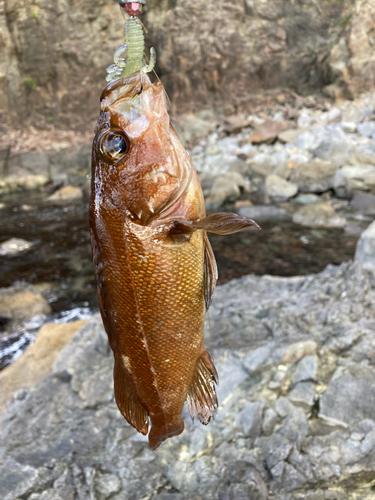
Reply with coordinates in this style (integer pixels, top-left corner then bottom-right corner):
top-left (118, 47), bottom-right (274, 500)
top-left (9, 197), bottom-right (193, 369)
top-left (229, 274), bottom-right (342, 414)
top-left (90, 72), bottom-right (258, 449)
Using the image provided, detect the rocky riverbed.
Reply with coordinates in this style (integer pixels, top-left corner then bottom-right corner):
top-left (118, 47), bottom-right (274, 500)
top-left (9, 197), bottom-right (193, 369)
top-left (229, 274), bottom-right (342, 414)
top-left (1, 260), bottom-right (375, 499)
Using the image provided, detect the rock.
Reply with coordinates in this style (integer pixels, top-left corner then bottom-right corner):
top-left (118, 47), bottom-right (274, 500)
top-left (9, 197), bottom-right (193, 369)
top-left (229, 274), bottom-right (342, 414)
top-left (47, 185), bottom-right (83, 201)
top-left (248, 119), bottom-right (288, 144)
top-left (342, 103), bottom-right (367, 123)
top-left (262, 408), bottom-right (278, 436)
top-left (292, 355), bottom-right (318, 385)
top-left (243, 344), bottom-right (273, 374)
top-left (178, 112), bottom-right (217, 142)
top-left (297, 110), bottom-right (313, 128)
top-left (295, 131), bottom-right (322, 152)
top-left (288, 381), bottom-right (315, 410)
top-left (248, 154), bottom-right (274, 177)
top-left (278, 128), bottom-right (307, 144)
top-left (319, 373), bottom-right (375, 428)
top-left (340, 121), bottom-right (357, 134)
top-left (223, 113), bottom-right (252, 134)
top-left (290, 159), bottom-right (337, 193)
top-left (313, 129), bottom-right (352, 167)
top-left (0, 238), bottom-right (33, 256)
top-left (2, 262), bottom-right (375, 498)
top-left (355, 220), bottom-right (375, 271)
top-left (350, 192), bottom-right (375, 212)
top-left (237, 205), bottom-right (291, 221)
top-left (265, 175), bottom-right (298, 203)
top-left (293, 193), bottom-right (320, 205)
top-left (357, 121), bottom-right (375, 138)
top-left (0, 319), bottom-right (88, 414)
top-left (334, 165), bottom-right (375, 198)
top-left (0, 284), bottom-right (51, 328)
top-left (237, 401), bottom-right (264, 438)
top-left (292, 203), bottom-right (346, 229)
top-left (280, 340), bottom-right (318, 365)
top-left (206, 172), bottom-right (249, 208)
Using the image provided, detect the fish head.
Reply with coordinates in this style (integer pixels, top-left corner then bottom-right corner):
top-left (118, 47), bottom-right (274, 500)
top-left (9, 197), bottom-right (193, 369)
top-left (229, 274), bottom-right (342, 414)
top-left (92, 72), bottom-right (192, 224)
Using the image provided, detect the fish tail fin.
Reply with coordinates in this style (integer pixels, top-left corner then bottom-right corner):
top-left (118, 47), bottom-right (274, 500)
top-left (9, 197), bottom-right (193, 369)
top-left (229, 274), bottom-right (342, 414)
top-left (148, 417), bottom-right (185, 451)
top-left (187, 350), bottom-right (219, 425)
top-left (113, 359), bottom-right (149, 435)
top-left (173, 212), bottom-right (260, 235)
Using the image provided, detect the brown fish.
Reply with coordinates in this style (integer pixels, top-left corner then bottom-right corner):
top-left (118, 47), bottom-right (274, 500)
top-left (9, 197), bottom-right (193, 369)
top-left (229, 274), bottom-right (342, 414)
top-left (90, 72), bottom-right (259, 450)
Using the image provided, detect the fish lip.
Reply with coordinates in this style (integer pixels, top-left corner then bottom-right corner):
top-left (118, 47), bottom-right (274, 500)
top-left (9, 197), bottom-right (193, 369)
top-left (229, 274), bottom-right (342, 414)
top-left (100, 71), bottom-right (143, 101)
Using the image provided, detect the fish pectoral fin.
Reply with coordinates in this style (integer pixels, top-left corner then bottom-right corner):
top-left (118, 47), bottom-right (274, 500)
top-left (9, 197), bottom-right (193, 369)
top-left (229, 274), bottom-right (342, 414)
top-left (114, 360), bottom-right (149, 435)
top-left (173, 212), bottom-right (260, 235)
top-left (204, 233), bottom-right (217, 311)
top-left (187, 350), bottom-right (219, 425)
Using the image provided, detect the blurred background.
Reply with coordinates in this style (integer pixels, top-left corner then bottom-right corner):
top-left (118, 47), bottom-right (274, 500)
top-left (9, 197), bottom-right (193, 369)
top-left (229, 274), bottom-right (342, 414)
top-left (1, 1), bottom-right (375, 499)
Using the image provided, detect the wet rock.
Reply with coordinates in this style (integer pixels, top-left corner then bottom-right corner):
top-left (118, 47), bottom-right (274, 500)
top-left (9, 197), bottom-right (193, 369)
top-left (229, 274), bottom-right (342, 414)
top-left (0, 284), bottom-right (51, 328)
top-left (248, 119), bottom-right (288, 144)
top-left (0, 237), bottom-right (33, 256)
top-left (334, 165), bottom-right (375, 198)
top-left (290, 159), bottom-right (337, 193)
top-left (237, 205), bottom-right (290, 221)
top-left (237, 401), bottom-right (264, 438)
top-left (221, 462), bottom-right (269, 500)
top-left (265, 175), bottom-right (298, 203)
top-left (0, 319), bottom-right (88, 414)
top-left (47, 185), bottom-right (83, 201)
top-left (355, 220), bottom-right (375, 271)
top-left (292, 203), bottom-right (346, 229)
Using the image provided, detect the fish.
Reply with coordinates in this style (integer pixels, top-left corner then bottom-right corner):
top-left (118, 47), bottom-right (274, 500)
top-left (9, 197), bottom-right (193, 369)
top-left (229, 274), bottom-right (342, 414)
top-left (89, 71), bottom-right (259, 450)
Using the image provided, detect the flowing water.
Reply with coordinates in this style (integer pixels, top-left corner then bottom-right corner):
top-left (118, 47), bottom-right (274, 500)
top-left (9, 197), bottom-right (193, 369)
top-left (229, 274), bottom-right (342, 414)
top-left (0, 191), bottom-right (368, 368)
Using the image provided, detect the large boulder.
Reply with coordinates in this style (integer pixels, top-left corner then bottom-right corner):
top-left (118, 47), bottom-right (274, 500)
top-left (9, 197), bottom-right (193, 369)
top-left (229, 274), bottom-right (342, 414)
top-left (265, 174), bottom-right (298, 203)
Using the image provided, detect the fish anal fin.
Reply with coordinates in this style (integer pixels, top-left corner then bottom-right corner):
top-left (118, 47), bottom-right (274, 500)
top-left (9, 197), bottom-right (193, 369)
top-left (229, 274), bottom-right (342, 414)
top-left (187, 350), bottom-right (219, 425)
top-left (113, 359), bottom-right (149, 435)
top-left (204, 233), bottom-right (218, 311)
top-left (173, 212), bottom-right (260, 235)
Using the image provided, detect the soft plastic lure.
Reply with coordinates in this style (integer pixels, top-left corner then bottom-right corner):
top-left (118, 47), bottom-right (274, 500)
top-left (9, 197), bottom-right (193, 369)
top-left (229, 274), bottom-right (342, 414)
top-left (106, 15), bottom-right (156, 83)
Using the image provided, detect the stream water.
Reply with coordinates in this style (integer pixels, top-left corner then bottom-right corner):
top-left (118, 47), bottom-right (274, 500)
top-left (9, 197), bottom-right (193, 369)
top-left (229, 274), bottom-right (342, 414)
top-left (0, 190), bottom-right (368, 369)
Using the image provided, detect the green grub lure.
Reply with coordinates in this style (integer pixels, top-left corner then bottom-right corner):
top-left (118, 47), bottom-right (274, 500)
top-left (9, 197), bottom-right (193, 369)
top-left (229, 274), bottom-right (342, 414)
top-left (106, 16), bottom-right (156, 83)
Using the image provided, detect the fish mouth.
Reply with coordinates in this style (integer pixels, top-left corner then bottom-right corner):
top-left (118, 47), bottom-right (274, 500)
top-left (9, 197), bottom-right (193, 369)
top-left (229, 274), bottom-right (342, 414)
top-left (101, 71), bottom-right (145, 102)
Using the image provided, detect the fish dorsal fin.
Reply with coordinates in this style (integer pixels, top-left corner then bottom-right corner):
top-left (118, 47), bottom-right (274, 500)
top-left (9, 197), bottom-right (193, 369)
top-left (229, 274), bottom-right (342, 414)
top-left (113, 358), bottom-right (149, 435)
top-left (203, 233), bottom-right (218, 311)
top-left (186, 350), bottom-right (219, 425)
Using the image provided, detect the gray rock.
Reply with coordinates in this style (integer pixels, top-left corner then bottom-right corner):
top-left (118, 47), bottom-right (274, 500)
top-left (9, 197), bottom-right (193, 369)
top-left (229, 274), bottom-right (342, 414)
top-left (265, 175), bottom-right (298, 203)
top-left (355, 220), bottom-right (375, 271)
top-left (262, 408), bottom-right (278, 435)
top-left (274, 396), bottom-right (296, 418)
top-left (290, 158), bottom-right (337, 193)
top-left (295, 131), bottom-right (322, 152)
top-left (0, 237), bottom-right (33, 256)
top-left (357, 121), bottom-right (375, 138)
top-left (216, 355), bottom-right (249, 402)
top-left (95, 473), bottom-right (122, 499)
top-left (319, 373), bottom-right (375, 427)
top-left (350, 192), bottom-right (375, 211)
top-left (342, 103), bottom-right (367, 123)
top-left (340, 121), bottom-right (357, 134)
top-left (266, 434), bottom-right (292, 470)
top-left (292, 203), bottom-right (346, 229)
top-left (279, 340), bottom-right (318, 364)
top-left (313, 129), bottom-right (352, 167)
top-left (237, 205), bottom-right (290, 221)
top-left (288, 381), bottom-right (315, 410)
top-left (237, 401), bottom-right (264, 438)
top-left (334, 165), bottom-right (375, 198)
top-left (243, 344), bottom-right (273, 374)
top-left (278, 128), bottom-right (307, 145)
top-left (279, 406), bottom-right (310, 441)
top-left (292, 355), bottom-right (318, 385)
top-left (283, 463), bottom-right (307, 492)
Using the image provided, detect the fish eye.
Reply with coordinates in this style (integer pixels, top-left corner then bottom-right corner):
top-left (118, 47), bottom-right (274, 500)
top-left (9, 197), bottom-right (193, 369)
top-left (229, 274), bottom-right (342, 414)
top-left (98, 130), bottom-right (130, 162)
